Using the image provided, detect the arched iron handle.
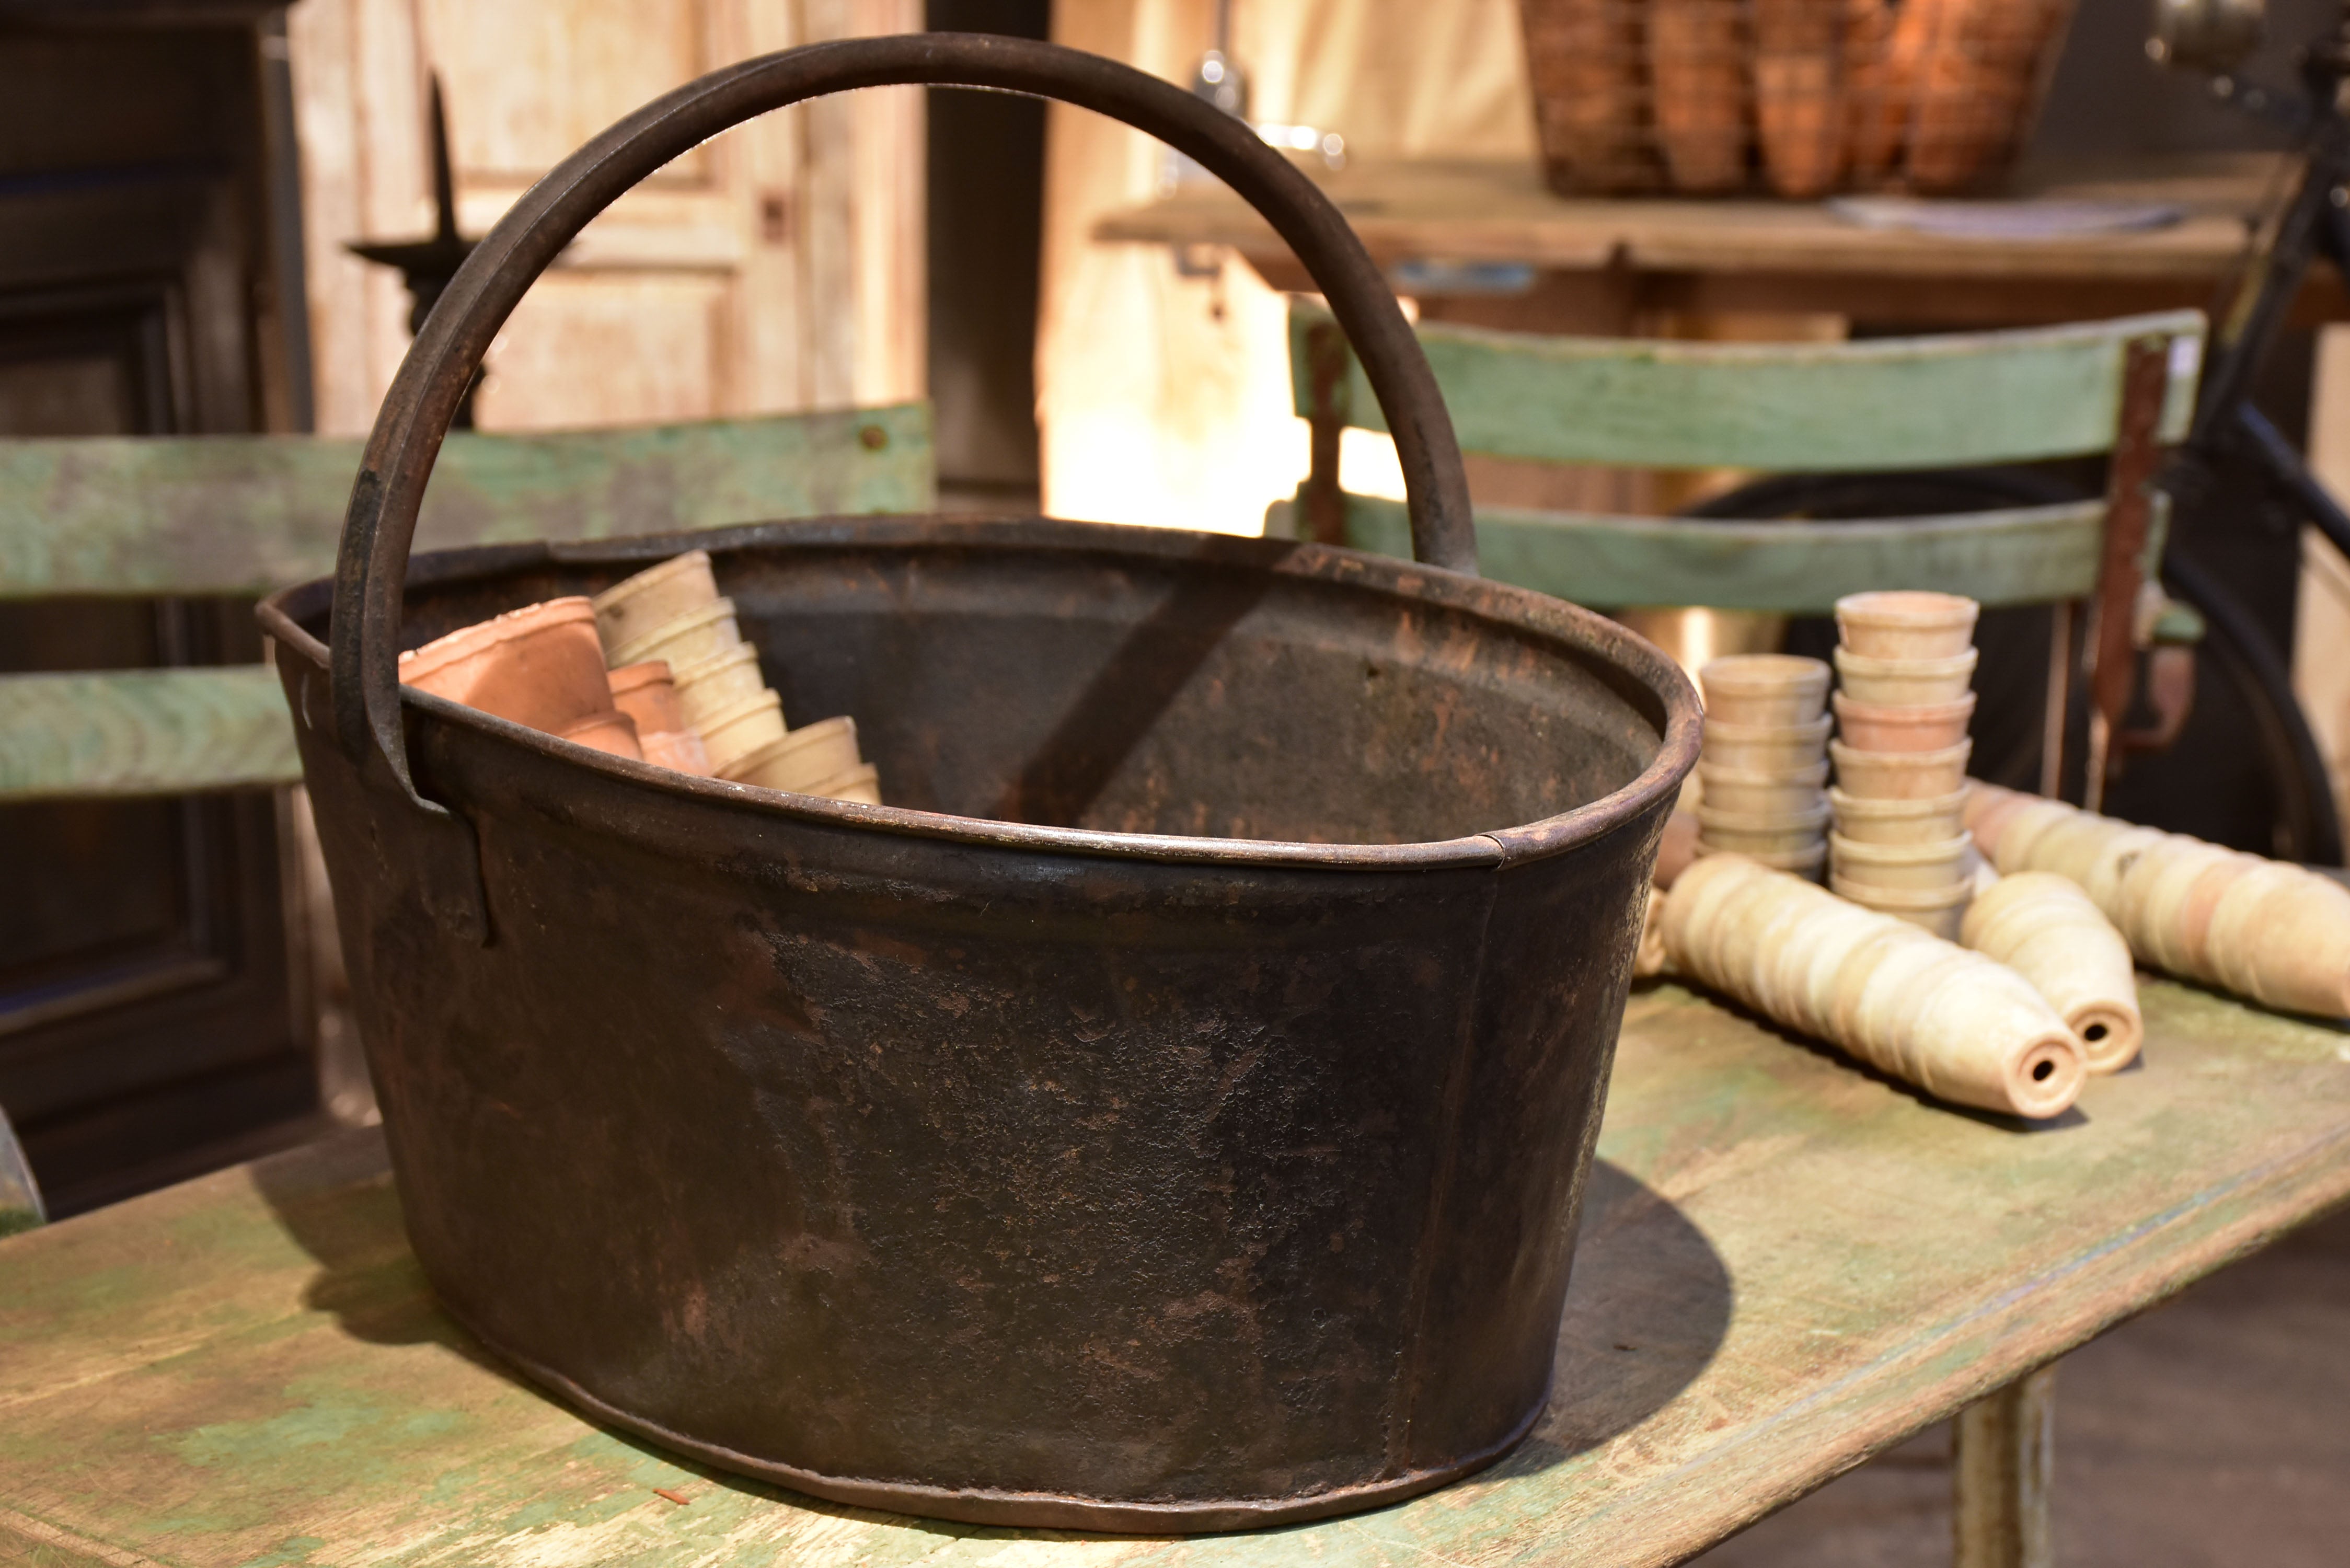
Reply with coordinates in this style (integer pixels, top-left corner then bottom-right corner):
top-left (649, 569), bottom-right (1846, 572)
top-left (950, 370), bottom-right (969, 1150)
top-left (332, 32), bottom-right (1476, 796)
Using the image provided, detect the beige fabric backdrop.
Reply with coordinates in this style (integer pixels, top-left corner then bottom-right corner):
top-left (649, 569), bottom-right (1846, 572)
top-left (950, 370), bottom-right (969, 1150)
top-left (1038, 0), bottom-right (1535, 533)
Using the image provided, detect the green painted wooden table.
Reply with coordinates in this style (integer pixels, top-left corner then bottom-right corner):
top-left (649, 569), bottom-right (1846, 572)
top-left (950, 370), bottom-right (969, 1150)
top-left (6, 977), bottom-right (2348, 1567)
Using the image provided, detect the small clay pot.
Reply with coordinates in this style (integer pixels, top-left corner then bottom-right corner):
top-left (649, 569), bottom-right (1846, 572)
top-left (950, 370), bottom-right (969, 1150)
top-left (607, 660), bottom-right (687, 735)
top-left (699, 688), bottom-right (790, 773)
top-left (399, 596), bottom-right (617, 734)
top-left (673, 642), bottom-right (768, 731)
top-left (608, 596), bottom-right (743, 671)
top-left (721, 714), bottom-right (863, 793)
top-left (640, 728), bottom-right (712, 776)
top-left (1830, 872), bottom-right (1972, 940)
top-left (1700, 653), bottom-right (1832, 727)
top-left (1694, 837), bottom-right (1827, 879)
top-left (1834, 590), bottom-right (1980, 660)
top-left (1702, 713), bottom-right (1834, 774)
top-left (1963, 871), bottom-right (2142, 1072)
top-left (809, 762), bottom-right (883, 805)
top-left (1697, 760), bottom-right (1829, 818)
top-left (1964, 780), bottom-right (2038, 860)
top-left (1829, 786), bottom-right (1969, 846)
top-left (2205, 861), bottom-right (2350, 1015)
top-left (1696, 800), bottom-right (1829, 851)
top-left (591, 550), bottom-right (719, 658)
top-left (1829, 737), bottom-right (1971, 799)
top-left (1830, 831), bottom-right (1973, 891)
top-left (1832, 690), bottom-right (1976, 753)
top-left (1833, 646), bottom-right (1978, 707)
top-left (556, 708), bottom-right (643, 760)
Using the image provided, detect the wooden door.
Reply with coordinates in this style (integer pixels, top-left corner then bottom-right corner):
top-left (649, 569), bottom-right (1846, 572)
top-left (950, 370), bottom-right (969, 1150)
top-left (0, 14), bottom-right (314, 1217)
top-left (292, 0), bottom-right (924, 440)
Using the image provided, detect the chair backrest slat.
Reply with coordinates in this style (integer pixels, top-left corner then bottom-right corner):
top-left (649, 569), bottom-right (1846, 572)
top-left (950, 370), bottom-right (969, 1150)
top-left (1289, 307), bottom-right (2204, 471)
top-left (1305, 493), bottom-right (2110, 613)
top-left (0, 402), bottom-right (932, 598)
top-left (0, 668), bottom-right (298, 800)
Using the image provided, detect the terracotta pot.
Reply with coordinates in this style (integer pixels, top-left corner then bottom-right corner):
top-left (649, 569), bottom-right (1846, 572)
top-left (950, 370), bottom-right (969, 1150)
top-left (556, 709), bottom-right (644, 760)
top-left (1962, 871), bottom-right (2141, 1072)
top-left (640, 727), bottom-right (713, 777)
top-left (2205, 861), bottom-right (2350, 1016)
top-left (699, 688), bottom-right (791, 773)
top-left (1702, 713), bottom-right (1834, 773)
top-left (1693, 837), bottom-right (1827, 879)
top-left (1829, 872), bottom-right (1973, 940)
top-left (1699, 653), bottom-right (1831, 727)
top-left (591, 550), bottom-right (719, 659)
top-left (608, 660), bottom-right (687, 735)
top-left (1697, 760), bottom-right (1829, 818)
top-left (1963, 780), bottom-right (2038, 860)
top-left (1829, 786), bottom-right (1968, 846)
top-left (1829, 738), bottom-right (1971, 799)
top-left (1834, 590), bottom-right (1980, 660)
top-left (608, 596), bottom-right (743, 672)
top-left (809, 762), bottom-right (883, 805)
top-left (1832, 690), bottom-right (1976, 753)
top-left (1695, 802), bottom-right (1829, 856)
top-left (1833, 646), bottom-right (1978, 707)
top-left (2113, 836), bottom-right (2247, 974)
top-left (1830, 831), bottom-right (1972, 891)
top-left (398, 596), bottom-right (617, 734)
top-left (673, 642), bottom-right (769, 731)
top-left (721, 714), bottom-right (863, 793)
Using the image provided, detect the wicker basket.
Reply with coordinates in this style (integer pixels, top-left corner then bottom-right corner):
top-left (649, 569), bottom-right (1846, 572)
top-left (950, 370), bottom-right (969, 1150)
top-left (1520, 0), bottom-right (2077, 198)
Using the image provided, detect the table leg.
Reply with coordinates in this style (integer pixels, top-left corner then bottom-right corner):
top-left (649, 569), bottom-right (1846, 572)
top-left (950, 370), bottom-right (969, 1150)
top-left (1953, 1363), bottom-right (2056, 1568)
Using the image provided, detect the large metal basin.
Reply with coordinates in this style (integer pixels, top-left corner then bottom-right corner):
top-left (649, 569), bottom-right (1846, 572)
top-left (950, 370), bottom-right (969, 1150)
top-left (262, 34), bottom-right (1699, 1532)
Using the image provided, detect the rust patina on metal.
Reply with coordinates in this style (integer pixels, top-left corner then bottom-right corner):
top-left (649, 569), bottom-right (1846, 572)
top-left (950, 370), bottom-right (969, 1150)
top-left (259, 34), bottom-right (1700, 1534)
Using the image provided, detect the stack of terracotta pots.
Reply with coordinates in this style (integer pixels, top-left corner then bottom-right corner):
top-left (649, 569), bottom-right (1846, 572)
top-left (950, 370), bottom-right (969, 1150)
top-left (1827, 591), bottom-right (1978, 938)
top-left (1692, 654), bottom-right (1834, 881)
top-left (399, 597), bottom-right (648, 759)
top-left (591, 551), bottom-right (882, 804)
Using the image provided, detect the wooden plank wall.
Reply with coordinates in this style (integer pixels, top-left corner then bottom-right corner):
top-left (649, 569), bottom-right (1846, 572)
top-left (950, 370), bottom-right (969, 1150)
top-left (287, 0), bottom-right (925, 440)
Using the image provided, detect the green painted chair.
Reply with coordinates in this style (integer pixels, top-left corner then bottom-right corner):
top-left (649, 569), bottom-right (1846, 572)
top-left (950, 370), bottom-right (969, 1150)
top-left (1277, 303), bottom-right (2208, 797)
top-left (0, 404), bottom-right (933, 800)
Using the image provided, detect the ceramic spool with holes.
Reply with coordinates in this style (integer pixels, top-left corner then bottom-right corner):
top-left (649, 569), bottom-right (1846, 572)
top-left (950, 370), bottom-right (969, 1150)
top-left (1961, 871), bottom-right (2142, 1073)
top-left (1660, 854), bottom-right (2084, 1117)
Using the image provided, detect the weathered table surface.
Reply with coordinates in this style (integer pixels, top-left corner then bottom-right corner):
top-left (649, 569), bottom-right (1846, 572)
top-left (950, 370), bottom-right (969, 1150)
top-left (1095, 154), bottom-right (2350, 330)
top-left (7, 976), bottom-right (2349, 1567)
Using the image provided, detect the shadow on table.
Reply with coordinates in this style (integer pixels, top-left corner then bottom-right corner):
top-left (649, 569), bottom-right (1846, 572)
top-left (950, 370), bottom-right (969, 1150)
top-left (251, 1125), bottom-right (539, 1394)
top-left (1501, 1157), bottom-right (1735, 1473)
top-left (249, 1133), bottom-right (1731, 1522)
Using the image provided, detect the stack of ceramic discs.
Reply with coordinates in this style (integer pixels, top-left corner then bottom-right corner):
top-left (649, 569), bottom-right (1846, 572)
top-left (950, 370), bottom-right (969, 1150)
top-left (1827, 591), bottom-right (1979, 938)
top-left (590, 550), bottom-right (882, 805)
top-left (1693, 654), bottom-right (1834, 882)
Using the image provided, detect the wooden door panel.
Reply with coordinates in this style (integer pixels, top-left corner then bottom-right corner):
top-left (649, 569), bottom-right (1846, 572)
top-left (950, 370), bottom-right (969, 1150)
top-left (424, 0), bottom-right (716, 187)
top-left (476, 274), bottom-right (732, 429)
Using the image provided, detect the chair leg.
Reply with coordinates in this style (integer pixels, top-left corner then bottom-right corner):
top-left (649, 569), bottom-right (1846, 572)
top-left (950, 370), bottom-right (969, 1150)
top-left (1953, 1363), bottom-right (2057, 1568)
top-left (2041, 601), bottom-right (2073, 800)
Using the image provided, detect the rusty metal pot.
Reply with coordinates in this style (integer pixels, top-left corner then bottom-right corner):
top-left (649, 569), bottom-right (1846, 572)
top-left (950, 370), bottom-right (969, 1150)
top-left (260, 34), bottom-right (1699, 1534)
